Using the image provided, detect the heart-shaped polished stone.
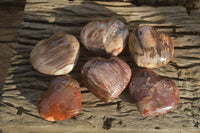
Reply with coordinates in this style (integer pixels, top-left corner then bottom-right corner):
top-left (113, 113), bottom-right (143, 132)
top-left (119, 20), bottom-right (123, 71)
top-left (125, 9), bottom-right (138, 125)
top-left (81, 18), bottom-right (129, 56)
top-left (30, 32), bottom-right (80, 75)
top-left (129, 25), bottom-right (174, 68)
top-left (38, 76), bottom-right (81, 121)
top-left (129, 69), bottom-right (179, 116)
top-left (81, 57), bottom-right (132, 103)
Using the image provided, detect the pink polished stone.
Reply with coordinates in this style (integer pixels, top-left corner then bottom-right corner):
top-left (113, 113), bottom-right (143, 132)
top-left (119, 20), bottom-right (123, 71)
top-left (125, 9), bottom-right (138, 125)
top-left (38, 76), bottom-right (81, 121)
top-left (129, 69), bottom-right (179, 116)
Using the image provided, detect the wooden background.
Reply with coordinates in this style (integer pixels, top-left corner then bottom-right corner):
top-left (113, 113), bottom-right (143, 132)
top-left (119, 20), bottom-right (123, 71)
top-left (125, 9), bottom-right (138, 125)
top-left (1, 0), bottom-right (200, 132)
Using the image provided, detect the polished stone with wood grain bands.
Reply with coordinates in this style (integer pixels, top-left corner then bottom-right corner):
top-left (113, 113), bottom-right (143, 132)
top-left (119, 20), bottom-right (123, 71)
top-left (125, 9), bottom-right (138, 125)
top-left (129, 25), bottom-right (174, 68)
top-left (81, 57), bottom-right (132, 103)
top-left (30, 32), bottom-right (80, 75)
top-left (81, 18), bottom-right (129, 56)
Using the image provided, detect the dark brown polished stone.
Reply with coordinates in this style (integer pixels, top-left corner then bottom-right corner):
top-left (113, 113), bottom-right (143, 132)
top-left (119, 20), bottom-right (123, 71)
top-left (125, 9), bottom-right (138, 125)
top-left (81, 57), bottom-right (132, 103)
top-left (38, 76), bottom-right (81, 121)
top-left (129, 69), bottom-right (179, 116)
top-left (129, 25), bottom-right (174, 68)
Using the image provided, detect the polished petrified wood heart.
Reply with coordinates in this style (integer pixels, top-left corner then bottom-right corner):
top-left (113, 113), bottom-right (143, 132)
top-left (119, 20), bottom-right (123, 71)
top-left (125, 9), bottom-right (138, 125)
top-left (80, 18), bottom-right (129, 56)
top-left (38, 76), bottom-right (81, 121)
top-left (129, 69), bottom-right (179, 116)
top-left (129, 25), bottom-right (174, 68)
top-left (30, 32), bottom-right (80, 75)
top-left (81, 57), bottom-right (132, 103)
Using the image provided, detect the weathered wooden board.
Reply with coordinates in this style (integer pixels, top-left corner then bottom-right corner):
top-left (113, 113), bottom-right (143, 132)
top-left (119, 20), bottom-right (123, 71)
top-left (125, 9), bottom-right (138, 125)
top-left (1, 0), bottom-right (200, 132)
top-left (0, 3), bottom-right (24, 42)
top-left (0, 3), bottom-right (25, 91)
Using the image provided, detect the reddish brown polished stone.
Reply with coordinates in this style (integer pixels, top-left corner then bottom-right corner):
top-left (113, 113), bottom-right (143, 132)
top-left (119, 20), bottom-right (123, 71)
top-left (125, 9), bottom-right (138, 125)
top-left (129, 69), bottom-right (179, 116)
top-left (38, 76), bottom-right (81, 121)
top-left (129, 25), bottom-right (174, 68)
top-left (81, 57), bottom-right (132, 103)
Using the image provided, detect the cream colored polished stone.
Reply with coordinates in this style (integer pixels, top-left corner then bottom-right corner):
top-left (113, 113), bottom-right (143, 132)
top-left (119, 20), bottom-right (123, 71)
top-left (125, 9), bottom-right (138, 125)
top-left (30, 32), bottom-right (80, 75)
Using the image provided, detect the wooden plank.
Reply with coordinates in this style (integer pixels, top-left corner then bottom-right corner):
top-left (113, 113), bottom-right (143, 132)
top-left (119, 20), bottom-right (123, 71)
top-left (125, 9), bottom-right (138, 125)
top-left (0, 3), bottom-right (24, 42)
top-left (0, 1), bottom-right (25, 90)
top-left (1, 0), bottom-right (200, 132)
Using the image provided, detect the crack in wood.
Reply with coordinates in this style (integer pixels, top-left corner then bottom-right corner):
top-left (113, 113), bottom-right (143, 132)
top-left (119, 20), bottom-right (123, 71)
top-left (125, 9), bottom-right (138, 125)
top-left (1, 102), bottom-right (42, 119)
top-left (180, 97), bottom-right (200, 101)
top-left (193, 121), bottom-right (199, 128)
top-left (81, 90), bottom-right (90, 93)
top-left (96, 102), bottom-right (120, 107)
top-left (102, 117), bottom-right (115, 130)
top-left (175, 45), bottom-right (200, 49)
top-left (23, 18), bottom-right (89, 27)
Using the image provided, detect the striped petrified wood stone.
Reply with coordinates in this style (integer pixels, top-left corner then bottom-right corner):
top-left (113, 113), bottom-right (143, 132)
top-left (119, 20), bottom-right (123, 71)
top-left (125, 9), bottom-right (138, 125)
top-left (129, 25), bottom-right (174, 68)
top-left (0, 0), bottom-right (200, 132)
top-left (30, 32), bottom-right (80, 75)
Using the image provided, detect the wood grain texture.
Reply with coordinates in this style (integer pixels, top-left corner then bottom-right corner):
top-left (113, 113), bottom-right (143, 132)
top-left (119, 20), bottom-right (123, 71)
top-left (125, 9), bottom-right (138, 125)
top-left (0, 3), bottom-right (24, 42)
top-left (0, 1), bottom-right (25, 91)
top-left (1, 0), bottom-right (200, 132)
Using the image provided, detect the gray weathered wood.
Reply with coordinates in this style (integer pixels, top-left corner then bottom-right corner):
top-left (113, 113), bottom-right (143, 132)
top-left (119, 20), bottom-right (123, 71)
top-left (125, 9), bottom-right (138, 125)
top-left (1, 0), bottom-right (200, 132)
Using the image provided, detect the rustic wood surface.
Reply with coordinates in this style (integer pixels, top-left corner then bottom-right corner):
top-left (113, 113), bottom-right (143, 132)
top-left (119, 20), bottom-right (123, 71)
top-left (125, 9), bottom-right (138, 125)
top-left (1, 0), bottom-right (200, 132)
top-left (0, 0), bottom-right (25, 91)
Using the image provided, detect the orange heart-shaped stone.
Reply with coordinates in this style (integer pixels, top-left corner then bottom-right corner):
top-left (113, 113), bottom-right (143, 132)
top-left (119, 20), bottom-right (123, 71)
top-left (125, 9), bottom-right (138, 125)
top-left (129, 69), bottom-right (179, 116)
top-left (38, 76), bottom-right (81, 121)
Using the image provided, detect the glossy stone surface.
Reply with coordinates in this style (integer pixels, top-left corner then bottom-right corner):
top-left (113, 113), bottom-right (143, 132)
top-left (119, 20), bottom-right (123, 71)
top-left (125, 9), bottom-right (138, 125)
top-left (129, 69), bottom-right (179, 116)
top-left (129, 25), bottom-right (174, 68)
top-left (38, 76), bottom-right (81, 121)
top-left (80, 18), bottom-right (129, 56)
top-left (30, 32), bottom-right (80, 75)
top-left (81, 57), bottom-right (132, 103)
